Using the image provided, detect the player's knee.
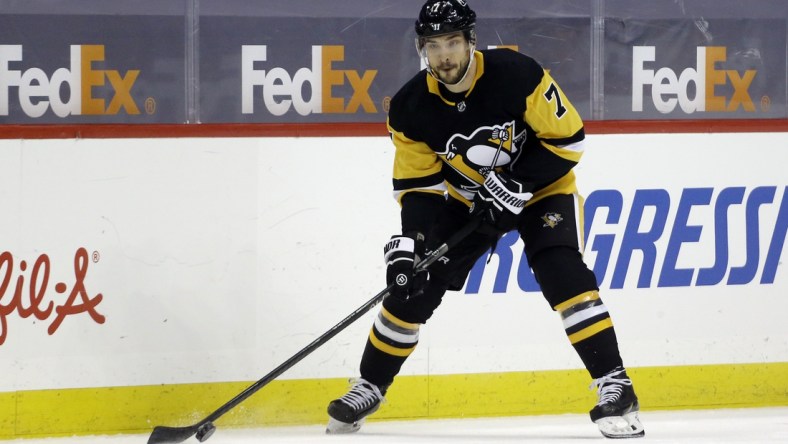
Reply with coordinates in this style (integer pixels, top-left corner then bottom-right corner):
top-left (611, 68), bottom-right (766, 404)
top-left (382, 277), bottom-right (450, 324)
top-left (530, 246), bottom-right (599, 309)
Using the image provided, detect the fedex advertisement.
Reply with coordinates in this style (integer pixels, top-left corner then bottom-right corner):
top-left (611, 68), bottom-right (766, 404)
top-left (603, 18), bottom-right (786, 119)
top-left (0, 45), bottom-right (143, 118)
top-left (632, 46), bottom-right (766, 115)
top-left (0, 14), bottom-right (184, 123)
top-left (241, 45), bottom-right (379, 116)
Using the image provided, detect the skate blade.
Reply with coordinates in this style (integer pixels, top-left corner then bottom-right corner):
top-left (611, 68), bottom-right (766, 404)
top-left (326, 417), bottom-right (364, 434)
top-left (595, 411), bottom-right (645, 439)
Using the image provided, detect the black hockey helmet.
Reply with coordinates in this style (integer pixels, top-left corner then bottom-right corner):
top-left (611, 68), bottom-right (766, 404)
top-left (415, 0), bottom-right (476, 38)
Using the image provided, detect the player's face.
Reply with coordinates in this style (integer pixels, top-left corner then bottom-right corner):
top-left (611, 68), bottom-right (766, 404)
top-left (423, 32), bottom-right (471, 84)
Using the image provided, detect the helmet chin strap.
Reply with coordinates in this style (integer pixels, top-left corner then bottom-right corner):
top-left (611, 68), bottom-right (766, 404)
top-left (424, 45), bottom-right (476, 87)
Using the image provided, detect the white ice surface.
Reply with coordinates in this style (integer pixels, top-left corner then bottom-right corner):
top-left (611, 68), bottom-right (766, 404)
top-left (8, 407), bottom-right (788, 443)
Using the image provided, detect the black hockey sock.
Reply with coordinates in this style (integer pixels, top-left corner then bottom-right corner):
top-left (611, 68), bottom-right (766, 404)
top-left (356, 304), bottom-right (423, 392)
top-left (359, 338), bottom-right (407, 393)
top-left (572, 328), bottom-right (625, 379)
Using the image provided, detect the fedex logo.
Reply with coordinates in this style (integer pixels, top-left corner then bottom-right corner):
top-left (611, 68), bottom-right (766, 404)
top-left (242, 45), bottom-right (378, 116)
top-left (632, 46), bottom-right (757, 114)
top-left (465, 186), bottom-right (787, 293)
top-left (0, 45), bottom-right (141, 118)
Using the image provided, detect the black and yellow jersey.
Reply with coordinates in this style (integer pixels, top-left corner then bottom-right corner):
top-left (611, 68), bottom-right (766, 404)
top-left (387, 48), bottom-right (585, 233)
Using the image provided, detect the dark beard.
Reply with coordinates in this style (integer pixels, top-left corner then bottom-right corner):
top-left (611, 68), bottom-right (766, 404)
top-left (436, 57), bottom-right (470, 85)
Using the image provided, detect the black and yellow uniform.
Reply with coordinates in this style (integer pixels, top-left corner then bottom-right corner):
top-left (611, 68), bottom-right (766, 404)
top-left (389, 49), bottom-right (583, 220)
top-left (360, 48), bottom-right (624, 390)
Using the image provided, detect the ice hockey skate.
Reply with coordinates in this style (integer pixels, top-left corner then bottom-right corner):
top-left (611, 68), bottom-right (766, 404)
top-left (589, 367), bottom-right (645, 438)
top-left (326, 378), bottom-right (385, 434)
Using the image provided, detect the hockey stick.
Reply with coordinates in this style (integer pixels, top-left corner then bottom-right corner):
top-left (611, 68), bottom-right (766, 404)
top-left (147, 218), bottom-right (481, 444)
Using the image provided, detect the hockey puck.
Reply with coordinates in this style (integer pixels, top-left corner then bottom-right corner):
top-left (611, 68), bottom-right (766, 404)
top-left (196, 422), bottom-right (216, 442)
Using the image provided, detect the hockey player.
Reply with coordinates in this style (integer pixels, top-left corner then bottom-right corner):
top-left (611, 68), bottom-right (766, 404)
top-left (327, 0), bottom-right (644, 439)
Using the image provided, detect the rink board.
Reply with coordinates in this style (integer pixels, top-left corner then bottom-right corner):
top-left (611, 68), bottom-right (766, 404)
top-left (0, 132), bottom-right (786, 438)
top-left (1, 363), bottom-right (787, 437)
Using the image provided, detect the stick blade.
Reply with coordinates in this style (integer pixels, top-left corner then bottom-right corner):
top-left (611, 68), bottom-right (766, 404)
top-left (147, 424), bottom-right (199, 444)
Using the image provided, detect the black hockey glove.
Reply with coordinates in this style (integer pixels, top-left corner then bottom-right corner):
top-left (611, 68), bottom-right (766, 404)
top-left (384, 231), bottom-right (428, 301)
top-left (470, 171), bottom-right (533, 232)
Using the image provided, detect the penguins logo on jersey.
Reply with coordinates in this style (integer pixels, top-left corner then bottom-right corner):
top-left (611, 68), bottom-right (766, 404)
top-left (442, 122), bottom-right (526, 193)
top-left (542, 212), bottom-right (563, 228)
